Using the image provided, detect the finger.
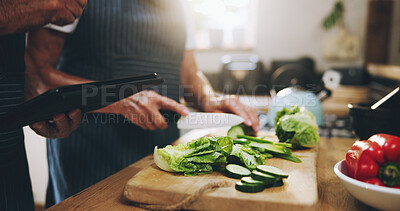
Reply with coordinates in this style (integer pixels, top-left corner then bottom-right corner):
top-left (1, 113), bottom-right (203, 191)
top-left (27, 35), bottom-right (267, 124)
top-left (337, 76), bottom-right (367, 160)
top-left (157, 96), bottom-right (189, 116)
top-left (76, 0), bottom-right (88, 7)
top-left (225, 104), bottom-right (253, 126)
top-left (124, 102), bottom-right (148, 130)
top-left (53, 113), bottom-right (70, 137)
top-left (127, 101), bottom-right (156, 130)
top-left (67, 109), bottom-right (82, 131)
top-left (151, 111), bottom-right (168, 130)
top-left (141, 107), bottom-right (158, 131)
top-left (65, 0), bottom-right (84, 18)
top-left (220, 98), bottom-right (252, 125)
top-left (245, 107), bottom-right (259, 132)
top-left (30, 121), bottom-right (56, 138)
top-left (143, 113), bottom-right (157, 130)
top-left (51, 11), bottom-right (75, 26)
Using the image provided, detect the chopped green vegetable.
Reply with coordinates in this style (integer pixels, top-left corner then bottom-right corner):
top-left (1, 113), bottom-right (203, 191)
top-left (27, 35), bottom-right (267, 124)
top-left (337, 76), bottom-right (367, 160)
top-left (249, 142), bottom-right (291, 155)
top-left (272, 178), bottom-right (284, 187)
top-left (233, 138), bottom-right (251, 145)
top-left (235, 181), bottom-right (265, 193)
top-left (275, 106), bottom-right (320, 149)
top-left (154, 136), bottom-right (233, 176)
top-left (237, 135), bottom-right (274, 144)
top-left (275, 143), bottom-right (293, 148)
top-left (273, 153), bottom-right (302, 163)
top-left (241, 176), bottom-right (265, 185)
top-left (228, 123), bottom-right (254, 139)
top-left (225, 164), bottom-right (251, 179)
top-left (256, 165), bottom-right (288, 178)
top-left (251, 170), bottom-right (276, 184)
top-left (230, 144), bottom-right (268, 170)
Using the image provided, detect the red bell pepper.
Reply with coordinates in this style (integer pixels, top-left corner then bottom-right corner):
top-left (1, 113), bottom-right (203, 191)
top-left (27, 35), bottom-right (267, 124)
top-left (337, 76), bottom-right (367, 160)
top-left (346, 134), bottom-right (400, 188)
top-left (369, 134), bottom-right (400, 163)
top-left (346, 140), bottom-right (384, 180)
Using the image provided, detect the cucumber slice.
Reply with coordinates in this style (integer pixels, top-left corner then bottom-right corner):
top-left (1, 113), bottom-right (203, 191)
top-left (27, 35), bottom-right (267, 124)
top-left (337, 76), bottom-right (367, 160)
top-left (256, 165), bottom-right (289, 178)
top-left (272, 178), bottom-right (284, 187)
top-left (237, 135), bottom-right (274, 144)
top-left (225, 164), bottom-right (251, 179)
top-left (251, 170), bottom-right (276, 184)
top-left (228, 125), bottom-right (245, 139)
top-left (235, 181), bottom-right (265, 193)
top-left (233, 138), bottom-right (250, 145)
top-left (241, 176), bottom-right (265, 185)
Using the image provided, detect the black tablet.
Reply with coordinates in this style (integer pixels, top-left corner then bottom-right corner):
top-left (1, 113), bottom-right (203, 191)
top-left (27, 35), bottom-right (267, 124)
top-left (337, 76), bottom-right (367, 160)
top-left (0, 73), bottom-right (164, 131)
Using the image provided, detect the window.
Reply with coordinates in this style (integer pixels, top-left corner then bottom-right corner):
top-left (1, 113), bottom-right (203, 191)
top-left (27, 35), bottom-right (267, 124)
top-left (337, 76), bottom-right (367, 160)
top-left (186, 0), bottom-right (257, 50)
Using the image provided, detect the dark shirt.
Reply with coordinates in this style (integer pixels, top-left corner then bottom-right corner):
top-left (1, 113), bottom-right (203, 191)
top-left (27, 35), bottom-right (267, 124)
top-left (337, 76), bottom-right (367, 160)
top-left (0, 33), bottom-right (34, 210)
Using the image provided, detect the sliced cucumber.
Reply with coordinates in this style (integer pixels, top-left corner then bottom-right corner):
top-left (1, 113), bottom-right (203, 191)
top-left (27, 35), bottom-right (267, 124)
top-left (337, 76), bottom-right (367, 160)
top-left (241, 176), bottom-right (265, 185)
top-left (237, 135), bottom-right (274, 144)
top-left (256, 165), bottom-right (289, 178)
top-left (225, 164), bottom-right (251, 179)
top-left (272, 178), bottom-right (284, 187)
top-left (251, 170), bottom-right (276, 184)
top-left (228, 125), bottom-right (245, 139)
top-left (235, 181), bottom-right (265, 193)
top-left (249, 142), bottom-right (291, 155)
top-left (233, 138), bottom-right (250, 145)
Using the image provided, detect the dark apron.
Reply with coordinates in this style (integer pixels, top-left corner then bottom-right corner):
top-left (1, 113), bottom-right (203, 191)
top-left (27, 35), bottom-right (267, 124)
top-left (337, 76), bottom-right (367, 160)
top-left (0, 34), bottom-right (34, 210)
top-left (46, 0), bottom-right (186, 207)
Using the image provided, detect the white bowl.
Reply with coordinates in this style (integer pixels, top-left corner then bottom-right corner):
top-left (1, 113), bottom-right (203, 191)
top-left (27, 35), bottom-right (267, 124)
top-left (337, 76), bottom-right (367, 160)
top-left (334, 160), bottom-right (400, 211)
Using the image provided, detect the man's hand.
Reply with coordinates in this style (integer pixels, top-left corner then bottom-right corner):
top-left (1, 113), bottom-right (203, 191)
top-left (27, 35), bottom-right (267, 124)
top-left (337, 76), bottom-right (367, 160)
top-left (202, 95), bottom-right (260, 132)
top-left (112, 91), bottom-right (190, 130)
top-left (0, 0), bottom-right (87, 35)
top-left (30, 109), bottom-right (82, 138)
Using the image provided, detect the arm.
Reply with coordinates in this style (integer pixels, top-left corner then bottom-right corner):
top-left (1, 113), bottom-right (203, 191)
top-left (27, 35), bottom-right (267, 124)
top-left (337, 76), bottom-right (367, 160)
top-left (181, 50), bottom-right (260, 132)
top-left (25, 28), bottom-right (87, 138)
top-left (0, 0), bottom-right (87, 35)
top-left (25, 28), bottom-right (189, 132)
top-left (25, 28), bottom-right (90, 100)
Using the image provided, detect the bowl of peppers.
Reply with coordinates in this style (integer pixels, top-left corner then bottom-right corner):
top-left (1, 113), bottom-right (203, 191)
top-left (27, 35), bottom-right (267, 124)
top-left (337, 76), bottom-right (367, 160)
top-left (334, 134), bottom-right (400, 211)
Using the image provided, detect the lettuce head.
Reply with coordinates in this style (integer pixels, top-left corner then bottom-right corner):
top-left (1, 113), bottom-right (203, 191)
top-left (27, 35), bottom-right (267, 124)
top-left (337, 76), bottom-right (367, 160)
top-left (275, 106), bottom-right (319, 148)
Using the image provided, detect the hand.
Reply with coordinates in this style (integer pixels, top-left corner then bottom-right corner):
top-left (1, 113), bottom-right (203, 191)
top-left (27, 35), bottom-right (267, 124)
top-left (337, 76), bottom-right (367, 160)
top-left (30, 109), bottom-right (82, 138)
top-left (0, 0), bottom-right (87, 35)
top-left (113, 90), bottom-right (190, 130)
top-left (48, 0), bottom-right (87, 26)
top-left (202, 95), bottom-right (259, 132)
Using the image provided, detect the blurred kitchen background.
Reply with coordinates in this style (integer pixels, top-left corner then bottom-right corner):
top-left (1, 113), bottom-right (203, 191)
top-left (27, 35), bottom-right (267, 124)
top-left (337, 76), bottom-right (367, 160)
top-left (26, 0), bottom-right (400, 207)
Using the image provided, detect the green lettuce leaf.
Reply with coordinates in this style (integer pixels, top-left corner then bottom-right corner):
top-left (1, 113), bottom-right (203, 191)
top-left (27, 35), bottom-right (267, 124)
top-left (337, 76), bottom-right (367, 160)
top-left (154, 136), bottom-right (233, 176)
top-left (230, 144), bottom-right (267, 170)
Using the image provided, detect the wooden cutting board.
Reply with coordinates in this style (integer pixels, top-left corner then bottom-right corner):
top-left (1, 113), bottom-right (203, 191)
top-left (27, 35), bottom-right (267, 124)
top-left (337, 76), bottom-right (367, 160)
top-left (124, 129), bottom-right (318, 211)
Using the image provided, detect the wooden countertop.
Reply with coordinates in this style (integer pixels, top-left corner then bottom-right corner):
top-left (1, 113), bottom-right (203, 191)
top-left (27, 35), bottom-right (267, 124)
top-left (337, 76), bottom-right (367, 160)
top-left (47, 136), bottom-right (376, 211)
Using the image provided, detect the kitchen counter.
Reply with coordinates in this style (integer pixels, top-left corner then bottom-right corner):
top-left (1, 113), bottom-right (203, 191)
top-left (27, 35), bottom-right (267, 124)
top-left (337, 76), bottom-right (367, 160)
top-left (47, 136), bottom-right (376, 211)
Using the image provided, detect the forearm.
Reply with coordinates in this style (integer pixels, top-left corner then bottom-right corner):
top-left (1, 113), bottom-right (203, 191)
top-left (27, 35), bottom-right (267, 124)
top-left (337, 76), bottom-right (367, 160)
top-left (25, 28), bottom-right (119, 114)
top-left (25, 29), bottom-right (87, 96)
top-left (181, 51), bottom-right (216, 110)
